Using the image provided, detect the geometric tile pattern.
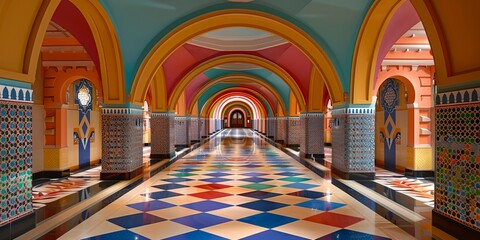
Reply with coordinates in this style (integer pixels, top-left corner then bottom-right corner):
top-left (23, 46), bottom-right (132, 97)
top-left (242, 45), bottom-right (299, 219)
top-left (287, 117), bottom-right (301, 145)
top-left (151, 113), bottom-right (175, 156)
top-left (189, 117), bottom-right (199, 143)
top-left (101, 109), bottom-right (143, 173)
top-left (65, 128), bottom-right (395, 240)
top-left (300, 113), bottom-right (324, 156)
top-left (175, 117), bottom-right (187, 146)
top-left (332, 109), bottom-right (375, 173)
top-left (0, 101), bottom-right (33, 225)
top-left (276, 117), bottom-right (287, 143)
top-left (435, 91), bottom-right (480, 231)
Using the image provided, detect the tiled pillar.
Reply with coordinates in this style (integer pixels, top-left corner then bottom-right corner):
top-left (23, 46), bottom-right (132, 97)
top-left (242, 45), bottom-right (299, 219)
top-left (275, 117), bottom-right (287, 145)
top-left (175, 116), bottom-right (188, 148)
top-left (150, 112), bottom-right (175, 159)
top-left (300, 112), bottom-right (324, 160)
top-left (200, 118), bottom-right (207, 138)
top-left (331, 107), bottom-right (375, 180)
top-left (433, 88), bottom-right (480, 239)
top-left (100, 108), bottom-right (143, 180)
top-left (267, 117), bottom-right (275, 138)
top-left (0, 91), bottom-right (35, 236)
top-left (286, 116), bottom-right (300, 148)
top-left (189, 117), bottom-right (200, 144)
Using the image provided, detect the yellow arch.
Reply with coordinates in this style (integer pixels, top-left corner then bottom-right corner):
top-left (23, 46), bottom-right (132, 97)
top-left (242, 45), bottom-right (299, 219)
top-left (351, 0), bottom-right (404, 104)
top-left (201, 90), bottom-right (269, 118)
top-left (70, 0), bottom-right (125, 104)
top-left (131, 10), bottom-right (344, 108)
top-left (169, 54), bottom-right (304, 112)
top-left (187, 74), bottom-right (286, 116)
top-left (0, 0), bottom-right (60, 83)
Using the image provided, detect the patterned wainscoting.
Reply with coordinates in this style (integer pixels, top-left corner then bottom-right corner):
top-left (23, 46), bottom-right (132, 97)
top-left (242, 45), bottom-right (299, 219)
top-left (287, 117), bottom-right (300, 146)
top-left (300, 112), bottom-right (324, 157)
top-left (101, 108), bottom-right (143, 175)
top-left (435, 87), bottom-right (480, 231)
top-left (151, 112), bottom-right (175, 157)
top-left (0, 101), bottom-right (33, 225)
top-left (331, 108), bottom-right (375, 179)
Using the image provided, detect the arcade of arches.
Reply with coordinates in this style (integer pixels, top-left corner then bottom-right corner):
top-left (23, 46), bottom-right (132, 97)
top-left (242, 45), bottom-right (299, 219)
top-left (0, 0), bottom-right (479, 239)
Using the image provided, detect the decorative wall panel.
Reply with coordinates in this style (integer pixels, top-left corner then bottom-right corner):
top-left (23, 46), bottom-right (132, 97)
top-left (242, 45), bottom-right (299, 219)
top-left (150, 112), bottom-right (175, 156)
top-left (101, 108), bottom-right (143, 173)
top-left (287, 117), bottom-right (300, 145)
top-left (175, 117), bottom-right (187, 146)
top-left (435, 88), bottom-right (480, 231)
top-left (0, 101), bottom-right (33, 225)
top-left (332, 108), bottom-right (375, 174)
top-left (300, 113), bottom-right (324, 157)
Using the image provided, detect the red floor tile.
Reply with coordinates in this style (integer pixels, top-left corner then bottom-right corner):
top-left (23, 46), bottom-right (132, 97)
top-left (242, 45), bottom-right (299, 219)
top-left (304, 211), bottom-right (364, 228)
top-left (189, 191), bottom-right (232, 199)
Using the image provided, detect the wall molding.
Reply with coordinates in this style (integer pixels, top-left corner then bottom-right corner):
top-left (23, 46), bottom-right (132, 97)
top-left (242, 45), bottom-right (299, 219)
top-left (0, 84), bottom-right (33, 103)
top-left (102, 108), bottom-right (143, 115)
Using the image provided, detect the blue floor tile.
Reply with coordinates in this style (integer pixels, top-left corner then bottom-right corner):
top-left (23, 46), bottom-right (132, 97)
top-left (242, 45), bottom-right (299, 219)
top-left (241, 172), bottom-right (268, 177)
top-left (141, 191), bottom-right (182, 199)
top-left (204, 172), bottom-right (231, 177)
top-left (240, 230), bottom-right (308, 240)
top-left (127, 200), bottom-right (175, 211)
top-left (164, 230), bottom-right (228, 240)
top-left (182, 200), bottom-right (232, 212)
top-left (288, 190), bottom-right (330, 199)
top-left (174, 168), bottom-right (200, 172)
top-left (108, 213), bottom-right (165, 228)
top-left (82, 230), bottom-right (149, 240)
top-left (283, 182), bottom-right (318, 189)
top-left (238, 212), bottom-right (297, 228)
top-left (238, 200), bottom-right (288, 211)
top-left (152, 183), bottom-right (188, 190)
top-left (172, 213), bottom-right (230, 229)
top-left (239, 191), bottom-right (281, 199)
top-left (316, 229), bottom-right (391, 240)
top-left (202, 177), bottom-right (230, 183)
top-left (163, 178), bottom-right (193, 183)
top-left (276, 172), bottom-right (303, 176)
top-left (296, 199), bottom-right (346, 211)
top-left (239, 177), bottom-right (272, 183)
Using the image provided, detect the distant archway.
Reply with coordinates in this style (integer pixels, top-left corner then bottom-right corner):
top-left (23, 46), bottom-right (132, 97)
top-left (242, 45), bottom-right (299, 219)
top-left (229, 110), bottom-right (245, 128)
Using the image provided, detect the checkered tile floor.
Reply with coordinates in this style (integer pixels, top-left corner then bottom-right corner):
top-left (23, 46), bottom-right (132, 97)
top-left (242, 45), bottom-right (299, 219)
top-left (60, 129), bottom-right (407, 240)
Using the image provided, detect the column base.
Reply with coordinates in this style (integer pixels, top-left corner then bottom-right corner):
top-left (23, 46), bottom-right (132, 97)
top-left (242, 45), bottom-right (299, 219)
top-left (100, 167), bottom-right (143, 180)
top-left (32, 169), bottom-right (70, 179)
top-left (301, 153), bottom-right (325, 163)
top-left (190, 140), bottom-right (200, 144)
top-left (275, 140), bottom-right (284, 144)
top-left (150, 152), bottom-right (175, 159)
top-left (405, 169), bottom-right (434, 178)
top-left (0, 211), bottom-right (35, 239)
top-left (433, 210), bottom-right (479, 240)
top-left (332, 167), bottom-right (375, 180)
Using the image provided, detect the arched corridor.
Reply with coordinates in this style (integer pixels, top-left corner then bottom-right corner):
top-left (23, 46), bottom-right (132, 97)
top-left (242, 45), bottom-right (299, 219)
top-left (1, 1), bottom-right (479, 239)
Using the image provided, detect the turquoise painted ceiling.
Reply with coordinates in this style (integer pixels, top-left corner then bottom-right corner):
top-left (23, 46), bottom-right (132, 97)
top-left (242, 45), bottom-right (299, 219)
top-left (99, 0), bottom-right (374, 95)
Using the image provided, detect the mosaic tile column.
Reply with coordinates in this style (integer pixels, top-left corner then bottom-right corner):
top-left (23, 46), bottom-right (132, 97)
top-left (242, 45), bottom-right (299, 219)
top-left (150, 112), bottom-right (175, 159)
top-left (175, 117), bottom-right (188, 148)
top-left (331, 108), bottom-right (375, 180)
top-left (433, 88), bottom-right (480, 239)
top-left (267, 117), bottom-right (275, 138)
top-left (189, 117), bottom-right (200, 144)
top-left (0, 92), bottom-right (35, 236)
top-left (200, 118), bottom-right (207, 138)
top-left (275, 117), bottom-right (287, 145)
top-left (300, 112), bottom-right (324, 160)
top-left (101, 108), bottom-right (143, 180)
top-left (287, 117), bottom-right (300, 148)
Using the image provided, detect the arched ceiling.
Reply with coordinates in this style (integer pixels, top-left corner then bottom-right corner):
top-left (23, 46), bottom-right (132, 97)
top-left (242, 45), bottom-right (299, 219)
top-left (98, 0), bottom-right (374, 91)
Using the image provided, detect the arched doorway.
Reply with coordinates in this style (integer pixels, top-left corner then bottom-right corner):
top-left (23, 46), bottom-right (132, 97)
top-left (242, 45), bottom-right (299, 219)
top-left (230, 110), bottom-right (245, 128)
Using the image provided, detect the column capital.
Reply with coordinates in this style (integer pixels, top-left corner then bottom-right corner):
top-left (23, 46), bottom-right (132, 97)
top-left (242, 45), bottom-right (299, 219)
top-left (102, 107), bottom-right (143, 115)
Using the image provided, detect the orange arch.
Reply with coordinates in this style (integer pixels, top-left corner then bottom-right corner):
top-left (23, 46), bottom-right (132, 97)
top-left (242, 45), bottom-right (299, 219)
top-left (131, 10), bottom-right (343, 109)
top-left (187, 74), bottom-right (286, 116)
